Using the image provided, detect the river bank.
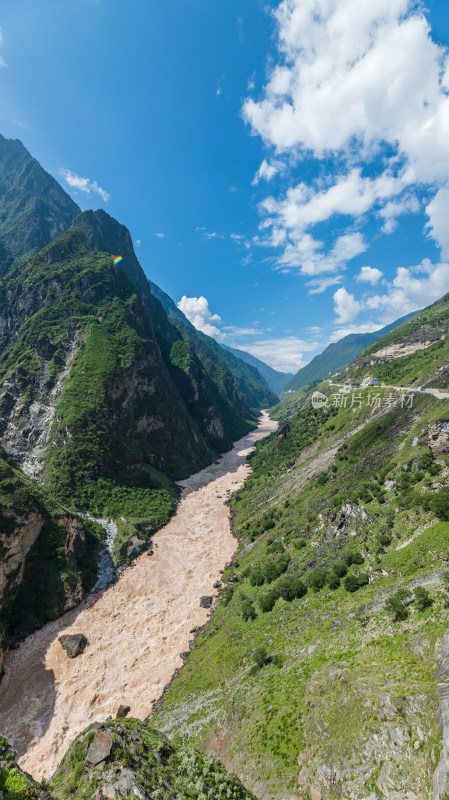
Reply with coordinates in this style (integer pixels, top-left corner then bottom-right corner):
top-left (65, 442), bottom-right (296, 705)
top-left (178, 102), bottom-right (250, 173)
top-left (0, 411), bottom-right (277, 780)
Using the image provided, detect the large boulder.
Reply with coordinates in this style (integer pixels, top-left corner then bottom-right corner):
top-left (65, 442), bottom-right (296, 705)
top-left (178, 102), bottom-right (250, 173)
top-left (59, 633), bottom-right (88, 658)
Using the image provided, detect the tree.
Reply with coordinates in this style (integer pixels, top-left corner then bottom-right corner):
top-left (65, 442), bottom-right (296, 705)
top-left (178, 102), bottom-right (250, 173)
top-left (327, 573), bottom-right (341, 590)
top-left (344, 575), bottom-right (360, 593)
top-left (414, 586), bottom-right (433, 611)
top-left (253, 647), bottom-right (267, 669)
top-left (241, 599), bottom-right (256, 621)
top-left (386, 590), bottom-right (410, 621)
top-left (258, 592), bottom-right (276, 613)
top-left (250, 566), bottom-right (265, 587)
top-left (333, 561), bottom-right (348, 578)
top-left (308, 567), bottom-right (330, 592)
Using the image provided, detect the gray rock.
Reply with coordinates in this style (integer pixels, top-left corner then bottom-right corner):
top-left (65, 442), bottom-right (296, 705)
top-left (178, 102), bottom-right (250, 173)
top-left (115, 705), bottom-right (130, 719)
top-left (86, 730), bottom-right (114, 766)
top-left (200, 596), bottom-right (212, 608)
top-left (58, 633), bottom-right (88, 658)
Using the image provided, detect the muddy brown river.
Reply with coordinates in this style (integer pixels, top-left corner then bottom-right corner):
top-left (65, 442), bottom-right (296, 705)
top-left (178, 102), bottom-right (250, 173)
top-left (0, 411), bottom-right (277, 779)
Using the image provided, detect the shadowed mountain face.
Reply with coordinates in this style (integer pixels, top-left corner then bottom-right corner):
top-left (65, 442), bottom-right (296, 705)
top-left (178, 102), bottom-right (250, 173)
top-left (0, 135), bottom-right (79, 276)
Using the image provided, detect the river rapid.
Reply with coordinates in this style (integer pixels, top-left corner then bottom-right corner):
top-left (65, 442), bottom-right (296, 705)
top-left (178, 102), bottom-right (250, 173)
top-left (0, 411), bottom-right (277, 780)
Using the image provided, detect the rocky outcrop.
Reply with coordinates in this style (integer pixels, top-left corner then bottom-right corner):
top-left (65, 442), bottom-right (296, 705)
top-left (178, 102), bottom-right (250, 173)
top-left (48, 719), bottom-right (257, 799)
top-left (433, 632), bottom-right (449, 799)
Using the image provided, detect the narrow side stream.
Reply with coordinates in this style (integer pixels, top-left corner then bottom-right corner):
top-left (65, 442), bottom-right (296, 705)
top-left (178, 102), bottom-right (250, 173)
top-left (0, 412), bottom-right (277, 780)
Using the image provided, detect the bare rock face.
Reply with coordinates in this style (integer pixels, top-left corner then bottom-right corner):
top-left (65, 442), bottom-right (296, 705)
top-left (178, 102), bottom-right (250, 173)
top-left (59, 633), bottom-right (88, 659)
top-left (85, 730), bottom-right (114, 766)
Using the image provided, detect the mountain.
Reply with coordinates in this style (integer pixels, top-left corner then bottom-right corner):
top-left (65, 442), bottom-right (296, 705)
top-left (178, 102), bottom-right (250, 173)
top-left (283, 312), bottom-right (418, 394)
top-left (152, 295), bottom-right (449, 799)
top-left (347, 293), bottom-right (449, 388)
top-left (149, 278), bottom-right (278, 407)
top-left (223, 343), bottom-right (293, 395)
top-left (0, 134), bottom-right (79, 276)
top-left (0, 720), bottom-right (256, 799)
top-left (0, 444), bottom-right (103, 668)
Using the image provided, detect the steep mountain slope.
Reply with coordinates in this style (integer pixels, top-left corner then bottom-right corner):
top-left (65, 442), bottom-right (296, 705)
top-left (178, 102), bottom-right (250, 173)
top-left (153, 310), bottom-right (449, 799)
top-left (0, 444), bottom-right (102, 668)
top-left (283, 312), bottom-right (417, 394)
top-left (347, 293), bottom-right (449, 389)
top-left (0, 135), bottom-right (79, 276)
top-left (0, 720), bottom-right (256, 800)
top-left (223, 343), bottom-right (292, 395)
top-left (149, 278), bottom-right (278, 407)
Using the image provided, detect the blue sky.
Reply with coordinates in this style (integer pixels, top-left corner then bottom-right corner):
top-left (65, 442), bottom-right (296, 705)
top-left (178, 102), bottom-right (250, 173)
top-left (1, 0), bottom-right (449, 372)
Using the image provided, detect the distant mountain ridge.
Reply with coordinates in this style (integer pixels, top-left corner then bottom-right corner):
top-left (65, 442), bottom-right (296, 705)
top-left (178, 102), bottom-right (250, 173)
top-left (222, 344), bottom-right (292, 395)
top-left (283, 312), bottom-right (418, 394)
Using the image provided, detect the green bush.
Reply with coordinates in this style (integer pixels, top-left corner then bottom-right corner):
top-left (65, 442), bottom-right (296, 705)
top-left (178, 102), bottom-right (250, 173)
top-left (263, 554), bottom-right (290, 583)
top-left (253, 647), bottom-right (267, 669)
top-left (327, 573), bottom-right (341, 590)
top-left (332, 561), bottom-right (348, 578)
top-left (344, 575), bottom-right (360, 593)
top-left (241, 599), bottom-right (256, 621)
top-left (292, 538), bottom-right (307, 550)
top-left (386, 590), bottom-right (411, 621)
top-left (414, 586), bottom-right (433, 611)
top-left (258, 592), bottom-right (276, 613)
top-left (308, 567), bottom-right (331, 592)
top-left (275, 576), bottom-right (307, 602)
top-left (221, 586), bottom-right (234, 607)
top-left (249, 566), bottom-right (265, 587)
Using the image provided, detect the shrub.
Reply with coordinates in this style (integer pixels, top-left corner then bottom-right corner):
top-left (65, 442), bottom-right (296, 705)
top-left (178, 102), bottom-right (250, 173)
top-left (221, 586), bottom-right (234, 606)
top-left (263, 554), bottom-right (290, 583)
top-left (293, 538), bottom-right (307, 550)
top-left (344, 575), bottom-right (360, 593)
top-left (275, 576), bottom-right (307, 602)
top-left (357, 572), bottom-right (369, 588)
top-left (308, 567), bottom-right (331, 592)
top-left (267, 541), bottom-right (285, 555)
top-left (386, 590), bottom-right (411, 621)
top-left (272, 654), bottom-right (285, 668)
top-left (351, 551), bottom-right (364, 565)
top-left (327, 573), bottom-right (341, 590)
top-left (333, 561), bottom-right (348, 578)
top-left (258, 592), bottom-right (276, 613)
top-left (250, 566), bottom-right (265, 587)
top-left (241, 599), bottom-right (256, 621)
top-left (377, 531), bottom-right (392, 547)
top-left (414, 586), bottom-right (433, 611)
top-left (253, 647), bottom-right (267, 668)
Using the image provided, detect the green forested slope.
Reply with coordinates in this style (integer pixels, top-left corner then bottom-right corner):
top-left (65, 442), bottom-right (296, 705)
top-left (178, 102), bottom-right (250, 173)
top-left (0, 134), bottom-right (79, 276)
top-left (154, 373), bottom-right (449, 798)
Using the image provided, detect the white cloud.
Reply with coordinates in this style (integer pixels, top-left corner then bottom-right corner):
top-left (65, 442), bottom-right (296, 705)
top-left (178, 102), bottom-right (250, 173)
top-left (379, 195), bottom-right (420, 234)
top-left (356, 266), bottom-right (383, 286)
top-left (366, 260), bottom-right (449, 320)
top-left (306, 275), bottom-right (343, 294)
top-left (237, 336), bottom-right (318, 372)
top-left (330, 322), bottom-right (383, 340)
top-left (0, 28), bottom-right (7, 67)
top-left (58, 168), bottom-right (110, 202)
top-left (154, 232), bottom-right (165, 238)
top-left (426, 190), bottom-right (449, 259)
top-left (135, 239), bottom-right (142, 247)
top-left (252, 158), bottom-right (285, 185)
top-left (242, 0), bottom-right (449, 277)
top-left (177, 296), bottom-right (224, 340)
top-left (333, 287), bottom-right (361, 324)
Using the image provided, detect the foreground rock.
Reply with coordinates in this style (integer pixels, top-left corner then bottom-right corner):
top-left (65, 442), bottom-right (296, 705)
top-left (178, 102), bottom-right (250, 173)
top-left (58, 633), bottom-right (88, 658)
top-left (49, 719), bottom-right (256, 799)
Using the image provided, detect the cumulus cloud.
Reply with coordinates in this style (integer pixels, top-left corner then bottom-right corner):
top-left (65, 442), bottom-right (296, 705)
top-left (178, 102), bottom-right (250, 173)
top-left (154, 232), bottom-right (165, 238)
top-left (177, 296), bottom-right (224, 340)
top-left (237, 336), bottom-right (319, 372)
top-left (58, 168), bottom-right (110, 202)
top-left (243, 0), bottom-right (449, 279)
top-left (333, 287), bottom-right (361, 324)
top-left (307, 275), bottom-right (343, 294)
top-left (356, 266), bottom-right (383, 286)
